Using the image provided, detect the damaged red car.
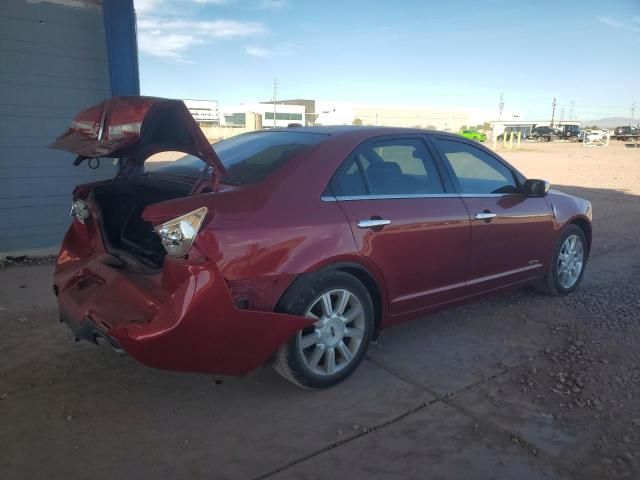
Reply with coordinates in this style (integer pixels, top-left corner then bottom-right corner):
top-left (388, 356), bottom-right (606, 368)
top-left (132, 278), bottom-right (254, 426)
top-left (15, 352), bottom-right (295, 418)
top-left (51, 97), bottom-right (592, 389)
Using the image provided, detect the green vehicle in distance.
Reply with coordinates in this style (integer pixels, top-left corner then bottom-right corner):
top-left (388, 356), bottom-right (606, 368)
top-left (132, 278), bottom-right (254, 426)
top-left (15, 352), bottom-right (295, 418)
top-left (459, 129), bottom-right (487, 142)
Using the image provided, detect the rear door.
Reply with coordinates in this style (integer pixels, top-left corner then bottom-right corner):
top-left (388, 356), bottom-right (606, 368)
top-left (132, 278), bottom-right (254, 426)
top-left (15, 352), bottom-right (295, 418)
top-left (329, 135), bottom-right (471, 318)
top-left (431, 137), bottom-right (555, 294)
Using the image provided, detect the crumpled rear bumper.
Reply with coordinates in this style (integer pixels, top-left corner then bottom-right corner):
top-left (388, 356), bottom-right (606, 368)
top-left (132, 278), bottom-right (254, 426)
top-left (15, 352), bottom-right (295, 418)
top-left (54, 251), bottom-right (312, 376)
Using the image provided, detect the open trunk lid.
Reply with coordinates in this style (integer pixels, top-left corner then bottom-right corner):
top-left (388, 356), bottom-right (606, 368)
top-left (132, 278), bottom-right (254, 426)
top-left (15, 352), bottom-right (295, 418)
top-left (50, 96), bottom-right (226, 180)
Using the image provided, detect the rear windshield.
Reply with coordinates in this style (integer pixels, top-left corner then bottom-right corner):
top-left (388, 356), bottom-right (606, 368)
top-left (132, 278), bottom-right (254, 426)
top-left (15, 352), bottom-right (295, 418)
top-left (147, 131), bottom-right (325, 184)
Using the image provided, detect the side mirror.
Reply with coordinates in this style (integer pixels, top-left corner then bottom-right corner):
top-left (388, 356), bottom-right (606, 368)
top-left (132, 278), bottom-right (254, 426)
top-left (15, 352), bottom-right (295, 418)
top-left (523, 179), bottom-right (550, 197)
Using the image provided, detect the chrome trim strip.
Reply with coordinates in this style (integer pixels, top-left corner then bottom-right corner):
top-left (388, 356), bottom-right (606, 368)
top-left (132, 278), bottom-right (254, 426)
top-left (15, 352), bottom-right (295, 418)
top-left (460, 193), bottom-right (520, 198)
top-left (321, 193), bottom-right (522, 202)
top-left (391, 264), bottom-right (544, 305)
top-left (394, 281), bottom-right (466, 303)
top-left (466, 263), bottom-right (543, 286)
top-left (323, 193), bottom-right (461, 201)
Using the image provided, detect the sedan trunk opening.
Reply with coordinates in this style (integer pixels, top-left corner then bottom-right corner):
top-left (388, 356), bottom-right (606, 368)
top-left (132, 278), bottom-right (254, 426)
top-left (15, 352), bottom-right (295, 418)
top-left (89, 177), bottom-right (192, 269)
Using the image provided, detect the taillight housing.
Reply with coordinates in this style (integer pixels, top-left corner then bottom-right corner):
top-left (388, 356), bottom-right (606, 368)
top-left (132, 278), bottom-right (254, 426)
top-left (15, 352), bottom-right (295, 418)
top-left (153, 207), bottom-right (208, 258)
top-left (70, 199), bottom-right (90, 223)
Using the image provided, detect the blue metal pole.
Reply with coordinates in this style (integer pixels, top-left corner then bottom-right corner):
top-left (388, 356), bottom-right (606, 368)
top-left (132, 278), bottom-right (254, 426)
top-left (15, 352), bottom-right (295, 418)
top-left (103, 0), bottom-right (140, 97)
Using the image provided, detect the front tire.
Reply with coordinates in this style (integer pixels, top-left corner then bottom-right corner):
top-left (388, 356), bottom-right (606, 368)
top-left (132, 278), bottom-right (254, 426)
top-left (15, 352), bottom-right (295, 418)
top-left (273, 271), bottom-right (374, 389)
top-left (537, 225), bottom-right (588, 296)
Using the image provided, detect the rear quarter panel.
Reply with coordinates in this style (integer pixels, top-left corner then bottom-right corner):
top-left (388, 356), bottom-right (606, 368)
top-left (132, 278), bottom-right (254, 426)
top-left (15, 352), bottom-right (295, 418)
top-left (142, 130), bottom-right (392, 317)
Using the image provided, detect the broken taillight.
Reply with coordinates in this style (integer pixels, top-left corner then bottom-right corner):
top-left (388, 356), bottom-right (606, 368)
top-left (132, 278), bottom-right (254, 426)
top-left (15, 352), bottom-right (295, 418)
top-left (70, 199), bottom-right (90, 224)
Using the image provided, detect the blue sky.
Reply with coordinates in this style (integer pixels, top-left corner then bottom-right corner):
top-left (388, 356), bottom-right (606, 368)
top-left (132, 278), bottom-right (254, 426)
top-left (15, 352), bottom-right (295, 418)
top-left (135, 0), bottom-right (640, 121)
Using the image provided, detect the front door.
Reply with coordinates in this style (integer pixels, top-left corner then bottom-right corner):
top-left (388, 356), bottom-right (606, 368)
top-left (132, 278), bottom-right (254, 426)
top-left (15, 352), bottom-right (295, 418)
top-left (329, 136), bottom-right (471, 318)
top-left (431, 137), bottom-right (555, 295)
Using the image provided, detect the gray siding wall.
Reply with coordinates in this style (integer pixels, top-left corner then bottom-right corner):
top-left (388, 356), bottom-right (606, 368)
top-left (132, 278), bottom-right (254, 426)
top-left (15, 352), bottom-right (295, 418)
top-left (0, 0), bottom-right (116, 253)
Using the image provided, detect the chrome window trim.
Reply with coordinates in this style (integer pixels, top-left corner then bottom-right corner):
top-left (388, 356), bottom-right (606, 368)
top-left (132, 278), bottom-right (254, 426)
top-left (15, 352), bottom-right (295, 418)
top-left (460, 193), bottom-right (520, 198)
top-left (320, 193), bottom-right (522, 202)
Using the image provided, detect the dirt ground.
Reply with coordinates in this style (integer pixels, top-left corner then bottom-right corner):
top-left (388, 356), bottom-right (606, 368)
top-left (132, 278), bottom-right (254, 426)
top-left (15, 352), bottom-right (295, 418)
top-left (1, 142), bottom-right (639, 480)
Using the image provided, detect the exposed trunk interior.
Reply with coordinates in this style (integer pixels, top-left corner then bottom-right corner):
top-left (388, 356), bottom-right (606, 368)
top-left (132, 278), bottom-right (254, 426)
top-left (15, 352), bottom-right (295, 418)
top-left (91, 177), bottom-right (192, 269)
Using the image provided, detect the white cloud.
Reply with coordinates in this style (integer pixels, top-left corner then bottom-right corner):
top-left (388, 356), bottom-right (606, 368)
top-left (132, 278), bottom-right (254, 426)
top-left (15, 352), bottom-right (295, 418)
top-left (245, 45), bottom-right (292, 58)
top-left (134, 0), bottom-right (279, 61)
top-left (137, 18), bottom-right (266, 59)
top-left (134, 0), bottom-right (162, 13)
top-left (138, 32), bottom-right (201, 60)
top-left (596, 16), bottom-right (640, 32)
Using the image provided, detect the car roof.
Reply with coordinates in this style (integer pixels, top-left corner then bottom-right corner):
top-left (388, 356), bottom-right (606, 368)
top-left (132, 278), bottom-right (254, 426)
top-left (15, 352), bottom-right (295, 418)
top-left (262, 125), bottom-right (462, 138)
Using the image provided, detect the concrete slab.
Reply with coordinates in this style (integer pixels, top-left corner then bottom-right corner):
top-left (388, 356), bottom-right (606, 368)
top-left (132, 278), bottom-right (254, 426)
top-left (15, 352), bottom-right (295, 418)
top-left (1, 340), bottom-right (432, 480)
top-left (368, 289), bottom-right (560, 395)
top-left (454, 377), bottom-right (582, 467)
top-left (270, 401), bottom-right (565, 480)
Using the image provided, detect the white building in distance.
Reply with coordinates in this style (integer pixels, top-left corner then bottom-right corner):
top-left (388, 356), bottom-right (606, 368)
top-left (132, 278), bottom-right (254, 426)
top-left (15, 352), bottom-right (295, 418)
top-left (313, 101), bottom-right (470, 132)
top-left (220, 103), bottom-right (305, 128)
top-left (183, 99), bottom-right (220, 124)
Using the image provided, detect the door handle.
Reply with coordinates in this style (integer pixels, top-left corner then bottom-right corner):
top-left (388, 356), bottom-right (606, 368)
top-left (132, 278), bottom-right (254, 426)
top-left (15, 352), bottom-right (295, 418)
top-left (474, 212), bottom-right (497, 221)
top-left (357, 219), bottom-right (391, 229)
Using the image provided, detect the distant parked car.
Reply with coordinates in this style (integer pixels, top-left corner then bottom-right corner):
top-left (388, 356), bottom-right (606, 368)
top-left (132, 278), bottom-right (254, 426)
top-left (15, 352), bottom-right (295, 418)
top-left (459, 129), bottom-right (487, 142)
top-left (558, 125), bottom-right (581, 142)
top-left (530, 126), bottom-right (559, 142)
top-left (612, 126), bottom-right (639, 141)
top-left (583, 130), bottom-right (609, 143)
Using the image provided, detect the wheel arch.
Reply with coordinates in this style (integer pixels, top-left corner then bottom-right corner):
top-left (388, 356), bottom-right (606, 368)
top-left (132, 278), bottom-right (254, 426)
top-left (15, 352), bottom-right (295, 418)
top-left (331, 262), bottom-right (384, 339)
top-left (569, 215), bottom-right (592, 254)
top-left (276, 260), bottom-right (388, 340)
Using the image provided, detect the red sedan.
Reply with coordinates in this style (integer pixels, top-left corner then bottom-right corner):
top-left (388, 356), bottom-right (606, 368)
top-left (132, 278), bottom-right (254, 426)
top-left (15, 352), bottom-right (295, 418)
top-left (51, 97), bottom-right (592, 389)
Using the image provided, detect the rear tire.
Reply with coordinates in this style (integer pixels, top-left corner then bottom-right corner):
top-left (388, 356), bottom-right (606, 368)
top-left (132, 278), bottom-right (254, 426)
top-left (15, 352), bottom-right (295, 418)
top-left (537, 225), bottom-right (587, 296)
top-left (272, 270), bottom-right (374, 389)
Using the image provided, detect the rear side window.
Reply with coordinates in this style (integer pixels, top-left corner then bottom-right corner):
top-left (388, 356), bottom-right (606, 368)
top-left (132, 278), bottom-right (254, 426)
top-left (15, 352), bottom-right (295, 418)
top-left (149, 131), bottom-right (325, 184)
top-left (333, 138), bottom-right (445, 196)
top-left (333, 157), bottom-right (368, 196)
top-left (434, 139), bottom-right (518, 194)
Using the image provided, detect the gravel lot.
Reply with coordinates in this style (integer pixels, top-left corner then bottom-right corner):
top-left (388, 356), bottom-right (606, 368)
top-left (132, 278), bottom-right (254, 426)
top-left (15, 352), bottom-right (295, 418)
top-left (1, 141), bottom-right (639, 479)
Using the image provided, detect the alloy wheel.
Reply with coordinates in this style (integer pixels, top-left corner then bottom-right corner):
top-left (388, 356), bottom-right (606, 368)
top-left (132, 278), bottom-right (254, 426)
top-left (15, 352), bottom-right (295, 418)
top-left (557, 234), bottom-right (584, 289)
top-left (298, 289), bottom-right (366, 376)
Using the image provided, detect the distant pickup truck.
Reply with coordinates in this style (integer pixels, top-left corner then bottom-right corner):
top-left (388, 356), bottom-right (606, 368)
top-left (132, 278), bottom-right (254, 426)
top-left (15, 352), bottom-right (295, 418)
top-left (611, 126), bottom-right (640, 141)
top-left (529, 126), bottom-right (559, 142)
top-left (557, 124), bottom-right (581, 141)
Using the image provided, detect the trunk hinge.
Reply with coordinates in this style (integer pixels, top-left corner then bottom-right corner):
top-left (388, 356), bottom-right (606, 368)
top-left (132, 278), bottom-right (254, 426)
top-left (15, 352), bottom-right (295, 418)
top-left (191, 165), bottom-right (219, 195)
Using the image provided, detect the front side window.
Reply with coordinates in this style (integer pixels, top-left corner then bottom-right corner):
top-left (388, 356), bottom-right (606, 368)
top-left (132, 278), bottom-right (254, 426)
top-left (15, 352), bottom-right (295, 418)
top-left (333, 138), bottom-right (445, 196)
top-left (434, 139), bottom-right (518, 195)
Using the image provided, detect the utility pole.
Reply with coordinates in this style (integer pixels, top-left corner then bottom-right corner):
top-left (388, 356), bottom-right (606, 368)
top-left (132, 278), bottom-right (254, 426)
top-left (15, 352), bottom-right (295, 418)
top-left (498, 93), bottom-right (504, 121)
top-left (550, 97), bottom-right (557, 127)
top-left (272, 78), bottom-right (278, 128)
top-left (632, 102), bottom-right (637, 125)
